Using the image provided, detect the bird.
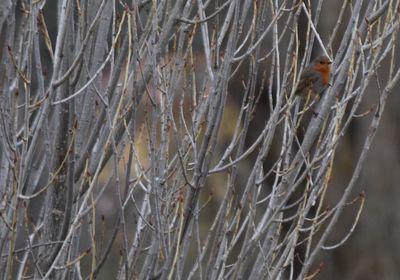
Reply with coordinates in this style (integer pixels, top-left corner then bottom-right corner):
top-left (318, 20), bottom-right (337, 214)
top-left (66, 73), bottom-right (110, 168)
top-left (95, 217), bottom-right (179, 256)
top-left (295, 55), bottom-right (332, 99)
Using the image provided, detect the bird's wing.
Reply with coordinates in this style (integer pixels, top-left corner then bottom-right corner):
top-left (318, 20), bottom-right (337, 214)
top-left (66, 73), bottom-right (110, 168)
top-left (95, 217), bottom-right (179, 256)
top-left (295, 69), bottom-right (318, 94)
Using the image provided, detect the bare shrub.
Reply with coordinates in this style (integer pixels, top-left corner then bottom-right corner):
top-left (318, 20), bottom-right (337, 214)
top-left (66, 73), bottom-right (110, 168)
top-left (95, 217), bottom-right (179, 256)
top-left (0, 0), bottom-right (399, 279)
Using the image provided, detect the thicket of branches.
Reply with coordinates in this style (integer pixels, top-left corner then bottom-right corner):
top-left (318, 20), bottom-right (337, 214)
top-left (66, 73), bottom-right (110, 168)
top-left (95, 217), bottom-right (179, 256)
top-left (0, 0), bottom-right (399, 279)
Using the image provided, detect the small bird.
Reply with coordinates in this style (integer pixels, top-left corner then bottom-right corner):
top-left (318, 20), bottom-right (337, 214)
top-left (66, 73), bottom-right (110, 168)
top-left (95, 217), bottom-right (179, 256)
top-left (295, 55), bottom-right (332, 99)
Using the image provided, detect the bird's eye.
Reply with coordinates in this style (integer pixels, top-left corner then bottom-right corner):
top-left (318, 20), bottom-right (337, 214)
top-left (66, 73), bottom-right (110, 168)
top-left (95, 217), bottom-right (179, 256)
top-left (320, 61), bottom-right (323, 64)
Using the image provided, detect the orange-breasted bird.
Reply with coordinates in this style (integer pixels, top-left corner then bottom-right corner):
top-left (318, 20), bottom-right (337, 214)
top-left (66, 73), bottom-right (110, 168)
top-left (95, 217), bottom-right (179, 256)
top-left (295, 55), bottom-right (332, 99)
